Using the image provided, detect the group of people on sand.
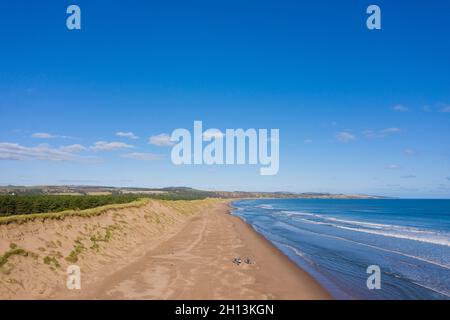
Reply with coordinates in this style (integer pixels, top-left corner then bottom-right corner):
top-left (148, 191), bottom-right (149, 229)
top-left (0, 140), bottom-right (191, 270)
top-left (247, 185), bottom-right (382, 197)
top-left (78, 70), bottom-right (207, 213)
top-left (233, 256), bottom-right (252, 266)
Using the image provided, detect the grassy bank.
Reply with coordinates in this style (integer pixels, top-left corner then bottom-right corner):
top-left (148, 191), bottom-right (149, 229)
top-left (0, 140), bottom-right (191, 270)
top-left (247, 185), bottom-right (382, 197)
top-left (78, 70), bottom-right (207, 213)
top-left (0, 198), bottom-right (150, 225)
top-left (0, 189), bottom-right (217, 217)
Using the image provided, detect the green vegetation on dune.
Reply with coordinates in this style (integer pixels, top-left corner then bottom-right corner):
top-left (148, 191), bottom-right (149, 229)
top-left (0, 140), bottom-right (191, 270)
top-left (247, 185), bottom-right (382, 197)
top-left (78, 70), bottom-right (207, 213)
top-left (0, 194), bottom-right (142, 216)
top-left (0, 244), bottom-right (32, 268)
top-left (0, 198), bottom-right (150, 225)
top-left (0, 189), bottom-right (216, 217)
top-left (0, 187), bottom-right (224, 225)
top-left (43, 255), bottom-right (61, 269)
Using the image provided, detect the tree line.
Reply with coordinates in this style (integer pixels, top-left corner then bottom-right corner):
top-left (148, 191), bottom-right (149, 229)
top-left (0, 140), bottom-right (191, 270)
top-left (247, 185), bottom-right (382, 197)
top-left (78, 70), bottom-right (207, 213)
top-left (0, 195), bottom-right (141, 215)
top-left (0, 190), bottom-right (216, 216)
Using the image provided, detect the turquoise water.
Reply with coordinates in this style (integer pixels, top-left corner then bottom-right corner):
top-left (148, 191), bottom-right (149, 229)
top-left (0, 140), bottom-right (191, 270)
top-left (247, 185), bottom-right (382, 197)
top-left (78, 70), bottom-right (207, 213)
top-left (231, 199), bottom-right (450, 300)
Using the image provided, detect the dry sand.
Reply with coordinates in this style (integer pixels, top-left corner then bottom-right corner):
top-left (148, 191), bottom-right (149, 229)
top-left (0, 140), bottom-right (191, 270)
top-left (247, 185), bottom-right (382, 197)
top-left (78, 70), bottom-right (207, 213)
top-left (0, 199), bottom-right (330, 300)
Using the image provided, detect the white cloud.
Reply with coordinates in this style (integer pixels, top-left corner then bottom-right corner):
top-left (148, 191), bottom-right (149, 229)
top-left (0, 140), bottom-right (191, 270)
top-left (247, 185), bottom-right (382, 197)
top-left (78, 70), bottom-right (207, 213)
top-left (31, 132), bottom-right (72, 139)
top-left (385, 164), bottom-right (400, 170)
top-left (0, 142), bottom-right (90, 161)
top-left (363, 127), bottom-right (402, 138)
top-left (381, 127), bottom-right (402, 134)
top-left (60, 144), bottom-right (87, 153)
top-left (362, 130), bottom-right (376, 138)
top-left (31, 132), bottom-right (55, 139)
top-left (149, 134), bottom-right (174, 147)
top-left (116, 131), bottom-right (139, 139)
top-left (336, 132), bottom-right (355, 142)
top-left (401, 175), bottom-right (416, 179)
top-left (304, 139), bottom-right (313, 144)
top-left (440, 105), bottom-right (450, 113)
top-left (404, 149), bottom-right (416, 156)
top-left (121, 152), bottom-right (164, 161)
top-left (421, 103), bottom-right (450, 113)
top-left (90, 141), bottom-right (134, 152)
top-left (393, 105), bottom-right (409, 112)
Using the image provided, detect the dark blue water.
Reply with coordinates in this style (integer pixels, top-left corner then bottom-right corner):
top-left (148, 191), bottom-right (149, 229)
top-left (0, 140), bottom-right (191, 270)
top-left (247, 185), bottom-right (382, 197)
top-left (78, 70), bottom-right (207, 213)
top-left (231, 199), bottom-right (450, 300)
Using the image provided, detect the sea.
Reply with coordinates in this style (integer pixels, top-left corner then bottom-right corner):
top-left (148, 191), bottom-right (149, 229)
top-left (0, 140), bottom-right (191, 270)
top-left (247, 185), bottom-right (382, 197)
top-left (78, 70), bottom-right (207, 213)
top-left (231, 199), bottom-right (450, 300)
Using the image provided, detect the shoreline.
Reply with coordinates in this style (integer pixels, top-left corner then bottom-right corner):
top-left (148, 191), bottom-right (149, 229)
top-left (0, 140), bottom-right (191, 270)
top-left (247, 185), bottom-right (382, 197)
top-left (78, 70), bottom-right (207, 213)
top-left (0, 199), bottom-right (330, 300)
top-left (223, 201), bottom-right (331, 299)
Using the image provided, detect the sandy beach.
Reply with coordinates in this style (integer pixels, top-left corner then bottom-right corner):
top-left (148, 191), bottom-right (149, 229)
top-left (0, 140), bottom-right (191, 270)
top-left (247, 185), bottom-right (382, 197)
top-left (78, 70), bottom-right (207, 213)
top-left (0, 199), bottom-right (330, 300)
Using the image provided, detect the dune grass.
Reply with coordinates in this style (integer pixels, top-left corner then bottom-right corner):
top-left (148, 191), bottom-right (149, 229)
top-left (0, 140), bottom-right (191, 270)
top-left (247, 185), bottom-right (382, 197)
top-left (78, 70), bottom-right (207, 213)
top-left (43, 255), bottom-right (61, 269)
top-left (0, 198), bottom-right (150, 225)
top-left (161, 198), bottom-right (222, 216)
top-left (65, 239), bottom-right (85, 263)
top-left (0, 244), bottom-right (31, 268)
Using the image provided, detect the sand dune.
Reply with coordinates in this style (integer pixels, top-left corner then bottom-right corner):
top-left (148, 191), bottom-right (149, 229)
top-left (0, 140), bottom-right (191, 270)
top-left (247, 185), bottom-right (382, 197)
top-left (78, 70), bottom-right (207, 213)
top-left (0, 199), bottom-right (330, 300)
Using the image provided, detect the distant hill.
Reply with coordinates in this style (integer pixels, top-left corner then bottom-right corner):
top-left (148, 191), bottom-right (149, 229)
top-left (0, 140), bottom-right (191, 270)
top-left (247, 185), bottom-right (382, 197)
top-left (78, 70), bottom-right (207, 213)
top-left (0, 185), bottom-right (387, 199)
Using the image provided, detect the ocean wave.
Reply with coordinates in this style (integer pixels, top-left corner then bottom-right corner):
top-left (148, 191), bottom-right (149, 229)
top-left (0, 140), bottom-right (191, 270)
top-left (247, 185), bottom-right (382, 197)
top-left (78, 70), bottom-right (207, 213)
top-left (282, 243), bottom-right (318, 267)
top-left (283, 210), bottom-right (417, 230)
top-left (268, 222), bottom-right (450, 298)
top-left (410, 280), bottom-right (450, 298)
top-left (333, 224), bottom-right (450, 248)
top-left (280, 210), bottom-right (450, 248)
top-left (282, 210), bottom-right (316, 217)
top-left (273, 219), bottom-right (450, 270)
top-left (257, 204), bottom-right (274, 209)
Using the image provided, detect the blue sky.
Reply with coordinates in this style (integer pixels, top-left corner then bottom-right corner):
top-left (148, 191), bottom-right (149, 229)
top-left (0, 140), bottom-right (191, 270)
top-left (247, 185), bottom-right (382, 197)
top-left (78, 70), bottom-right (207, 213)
top-left (0, 0), bottom-right (449, 198)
